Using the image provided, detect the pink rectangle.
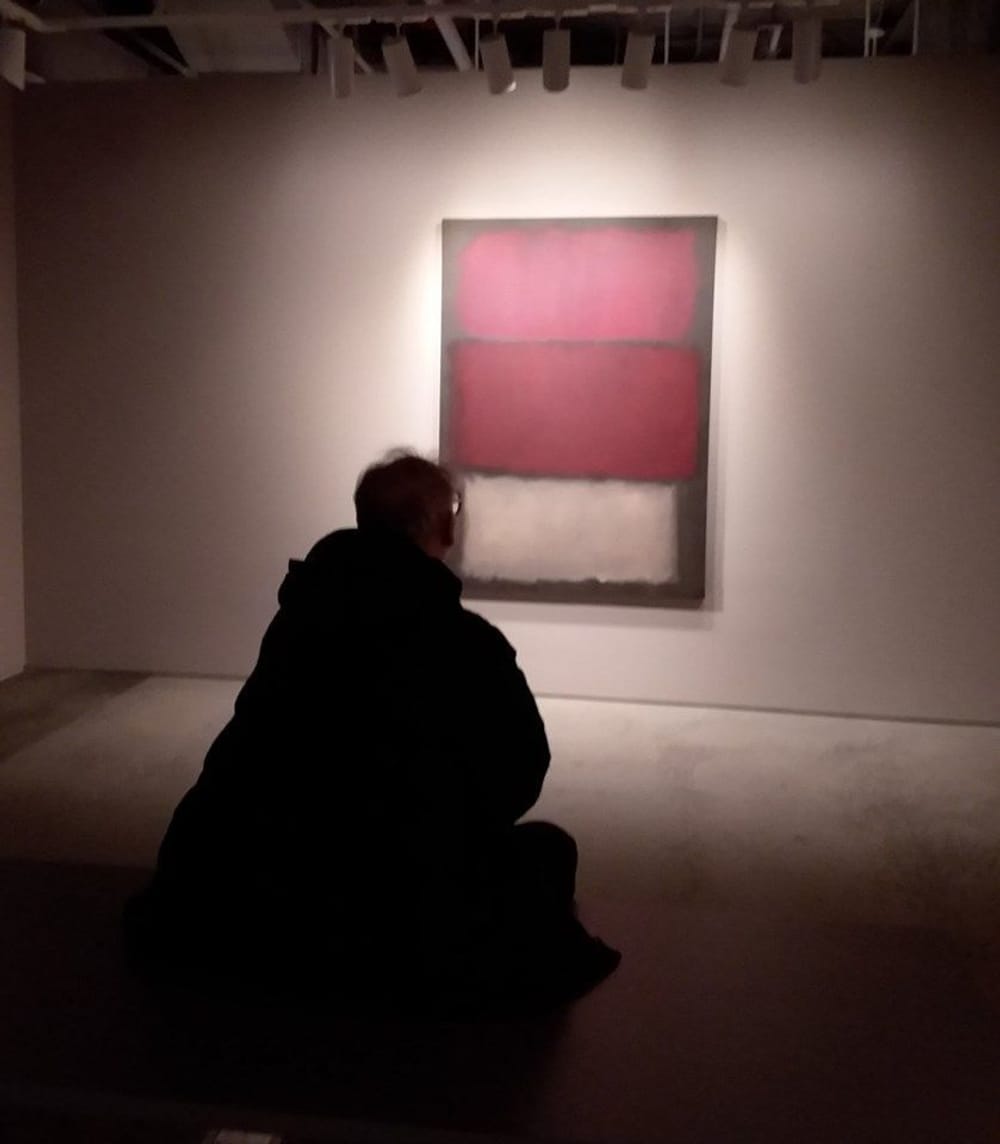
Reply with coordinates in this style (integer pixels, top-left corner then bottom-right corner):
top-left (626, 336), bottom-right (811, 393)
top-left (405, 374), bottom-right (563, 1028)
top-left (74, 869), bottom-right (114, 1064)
top-left (449, 341), bottom-right (699, 481)
top-left (456, 226), bottom-right (700, 342)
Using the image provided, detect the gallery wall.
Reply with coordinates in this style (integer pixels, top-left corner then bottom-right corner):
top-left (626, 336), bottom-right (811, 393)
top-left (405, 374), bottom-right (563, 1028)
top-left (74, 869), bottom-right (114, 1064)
top-left (14, 59), bottom-right (1000, 723)
top-left (0, 88), bottom-right (24, 681)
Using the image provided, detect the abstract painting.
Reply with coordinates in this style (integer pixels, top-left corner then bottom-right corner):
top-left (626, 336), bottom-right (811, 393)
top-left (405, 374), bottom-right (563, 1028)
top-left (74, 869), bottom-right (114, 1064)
top-left (440, 217), bottom-right (717, 606)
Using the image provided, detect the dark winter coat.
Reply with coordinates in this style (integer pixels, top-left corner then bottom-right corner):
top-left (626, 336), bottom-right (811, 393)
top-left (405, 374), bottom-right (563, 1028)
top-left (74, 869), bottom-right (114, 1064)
top-left (150, 528), bottom-right (551, 977)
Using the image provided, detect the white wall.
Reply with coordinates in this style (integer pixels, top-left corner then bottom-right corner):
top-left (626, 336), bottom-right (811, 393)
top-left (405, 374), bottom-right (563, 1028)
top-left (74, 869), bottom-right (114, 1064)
top-left (0, 88), bottom-right (24, 682)
top-left (14, 59), bottom-right (1000, 723)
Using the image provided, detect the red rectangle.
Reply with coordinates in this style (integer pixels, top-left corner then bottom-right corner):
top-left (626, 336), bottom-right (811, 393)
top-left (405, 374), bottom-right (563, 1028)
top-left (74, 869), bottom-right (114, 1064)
top-left (456, 226), bottom-right (699, 343)
top-left (449, 341), bottom-right (699, 482)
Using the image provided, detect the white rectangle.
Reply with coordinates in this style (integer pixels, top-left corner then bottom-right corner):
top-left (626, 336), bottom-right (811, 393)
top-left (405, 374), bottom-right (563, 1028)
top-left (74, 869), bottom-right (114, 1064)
top-left (459, 475), bottom-right (678, 585)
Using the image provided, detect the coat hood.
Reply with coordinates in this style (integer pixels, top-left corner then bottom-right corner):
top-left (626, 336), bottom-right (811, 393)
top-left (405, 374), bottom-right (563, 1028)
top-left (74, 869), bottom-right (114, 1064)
top-left (276, 528), bottom-right (463, 625)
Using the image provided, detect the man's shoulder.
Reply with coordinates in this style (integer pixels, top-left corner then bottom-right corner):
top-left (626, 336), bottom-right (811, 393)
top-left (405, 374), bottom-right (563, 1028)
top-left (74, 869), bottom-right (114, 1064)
top-left (457, 608), bottom-right (516, 658)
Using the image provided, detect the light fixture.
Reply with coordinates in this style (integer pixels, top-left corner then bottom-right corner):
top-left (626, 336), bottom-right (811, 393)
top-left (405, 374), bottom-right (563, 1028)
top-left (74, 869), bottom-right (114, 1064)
top-left (542, 26), bottom-right (570, 92)
top-left (720, 25), bottom-right (758, 86)
top-left (479, 29), bottom-right (515, 94)
top-left (793, 14), bottom-right (822, 83)
top-left (865, 25), bottom-right (885, 58)
top-left (621, 28), bottom-right (654, 91)
top-left (327, 29), bottom-right (355, 99)
top-left (382, 31), bottom-right (421, 97)
top-left (0, 26), bottom-right (26, 91)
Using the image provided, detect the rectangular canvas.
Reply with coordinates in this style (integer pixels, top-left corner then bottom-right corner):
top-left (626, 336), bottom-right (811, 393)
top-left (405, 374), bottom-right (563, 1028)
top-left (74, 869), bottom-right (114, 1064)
top-left (440, 217), bottom-right (717, 606)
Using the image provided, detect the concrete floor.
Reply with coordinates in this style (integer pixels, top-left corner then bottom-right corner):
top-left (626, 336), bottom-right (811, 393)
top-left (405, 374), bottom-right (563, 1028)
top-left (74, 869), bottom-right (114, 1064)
top-left (1, 669), bottom-right (999, 1142)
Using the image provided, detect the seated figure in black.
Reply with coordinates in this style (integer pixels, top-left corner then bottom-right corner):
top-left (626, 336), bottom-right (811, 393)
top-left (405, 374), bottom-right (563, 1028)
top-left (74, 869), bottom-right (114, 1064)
top-left (126, 452), bottom-right (620, 1010)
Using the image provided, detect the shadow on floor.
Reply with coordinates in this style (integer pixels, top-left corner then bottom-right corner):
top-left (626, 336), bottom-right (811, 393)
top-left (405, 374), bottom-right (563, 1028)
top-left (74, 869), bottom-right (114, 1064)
top-left (0, 860), bottom-right (570, 1140)
top-left (1, 858), bottom-right (1000, 1142)
top-left (0, 670), bottom-right (150, 763)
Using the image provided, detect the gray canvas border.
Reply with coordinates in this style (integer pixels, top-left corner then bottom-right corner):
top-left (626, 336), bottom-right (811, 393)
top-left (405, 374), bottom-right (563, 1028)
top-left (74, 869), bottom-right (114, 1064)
top-left (440, 216), bottom-right (718, 608)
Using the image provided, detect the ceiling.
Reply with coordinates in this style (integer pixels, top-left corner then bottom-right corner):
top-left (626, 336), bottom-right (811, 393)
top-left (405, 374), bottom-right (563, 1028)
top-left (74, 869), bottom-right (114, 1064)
top-left (3, 0), bottom-right (998, 85)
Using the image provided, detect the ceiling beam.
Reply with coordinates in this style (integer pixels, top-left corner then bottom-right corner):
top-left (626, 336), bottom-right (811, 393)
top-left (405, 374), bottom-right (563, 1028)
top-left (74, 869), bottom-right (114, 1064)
top-left (112, 32), bottom-right (196, 75)
top-left (0, 0), bottom-right (45, 33)
top-left (883, 0), bottom-right (918, 53)
top-left (0, 1), bottom-right (849, 36)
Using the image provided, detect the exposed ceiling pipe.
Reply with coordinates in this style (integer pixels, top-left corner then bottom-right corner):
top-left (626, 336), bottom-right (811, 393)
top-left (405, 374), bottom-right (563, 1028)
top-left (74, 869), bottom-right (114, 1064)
top-left (301, 0), bottom-right (375, 74)
top-left (426, 1), bottom-right (473, 71)
top-left (719, 1), bottom-right (740, 60)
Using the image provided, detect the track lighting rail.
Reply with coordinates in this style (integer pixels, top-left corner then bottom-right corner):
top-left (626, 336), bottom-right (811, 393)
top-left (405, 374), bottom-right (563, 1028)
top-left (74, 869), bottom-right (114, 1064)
top-left (0, 0), bottom-right (844, 36)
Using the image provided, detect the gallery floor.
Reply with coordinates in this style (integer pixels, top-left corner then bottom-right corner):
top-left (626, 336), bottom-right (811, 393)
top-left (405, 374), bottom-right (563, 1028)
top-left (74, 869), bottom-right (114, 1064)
top-left (1, 669), bottom-right (999, 1143)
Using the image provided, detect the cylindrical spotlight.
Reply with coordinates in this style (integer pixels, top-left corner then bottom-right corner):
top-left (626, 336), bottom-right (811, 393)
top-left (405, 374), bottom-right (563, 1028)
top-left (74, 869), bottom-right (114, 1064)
top-left (793, 14), bottom-right (823, 84)
top-left (0, 27), bottom-right (26, 92)
top-left (621, 29), bottom-right (654, 91)
top-left (542, 27), bottom-right (570, 92)
top-left (720, 26), bottom-right (757, 87)
top-left (480, 32), bottom-right (515, 94)
top-left (327, 30), bottom-right (355, 99)
top-left (382, 34), bottom-right (421, 97)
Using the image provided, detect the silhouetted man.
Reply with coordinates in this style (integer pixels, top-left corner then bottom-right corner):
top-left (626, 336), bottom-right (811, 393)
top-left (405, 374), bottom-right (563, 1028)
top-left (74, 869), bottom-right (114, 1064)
top-left (126, 452), bottom-right (620, 1009)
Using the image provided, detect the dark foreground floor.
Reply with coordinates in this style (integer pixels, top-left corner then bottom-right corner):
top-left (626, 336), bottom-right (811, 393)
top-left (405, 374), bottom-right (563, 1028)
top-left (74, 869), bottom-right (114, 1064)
top-left (1, 858), bottom-right (999, 1144)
